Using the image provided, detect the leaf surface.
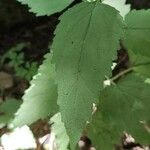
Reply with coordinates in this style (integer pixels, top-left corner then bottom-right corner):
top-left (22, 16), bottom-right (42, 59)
top-left (123, 10), bottom-right (150, 78)
top-left (52, 2), bottom-right (123, 148)
top-left (123, 10), bottom-right (150, 57)
top-left (13, 53), bottom-right (58, 126)
top-left (103, 0), bottom-right (130, 18)
top-left (129, 51), bottom-right (150, 78)
top-left (17, 0), bottom-right (74, 16)
top-left (88, 73), bottom-right (150, 149)
top-left (50, 113), bottom-right (69, 150)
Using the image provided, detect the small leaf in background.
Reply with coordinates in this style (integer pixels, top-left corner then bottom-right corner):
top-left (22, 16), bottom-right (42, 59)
top-left (52, 1), bottom-right (123, 148)
top-left (25, 62), bottom-right (38, 81)
top-left (123, 10), bottom-right (150, 79)
top-left (122, 10), bottom-right (150, 78)
top-left (0, 43), bottom-right (26, 65)
top-left (0, 99), bottom-right (22, 126)
top-left (87, 73), bottom-right (150, 149)
top-left (123, 10), bottom-right (150, 57)
top-left (8, 52), bottom-right (24, 68)
top-left (129, 51), bottom-right (150, 78)
top-left (17, 0), bottom-right (74, 16)
top-left (15, 62), bottom-right (38, 81)
top-left (50, 113), bottom-right (69, 150)
top-left (13, 53), bottom-right (58, 127)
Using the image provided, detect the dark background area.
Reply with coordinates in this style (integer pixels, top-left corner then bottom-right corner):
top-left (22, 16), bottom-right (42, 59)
top-left (0, 0), bottom-right (149, 98)
top-left (0, 0), bottom-right (150, 58)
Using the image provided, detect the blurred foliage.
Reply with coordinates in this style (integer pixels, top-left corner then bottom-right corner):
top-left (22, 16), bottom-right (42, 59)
top-left (0, 99), bottom-right (22, 127)
top-left (0, 43), bottom-right (38, 81)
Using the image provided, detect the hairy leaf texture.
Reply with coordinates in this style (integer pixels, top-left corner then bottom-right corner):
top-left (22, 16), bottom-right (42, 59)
top-left (50, 113), bottom-right (69, 150)
top-left (103, 0), bottom-right (131, 18)
top-left (17, 0), bottom-right (74, 16)
top-left (123, 10), bottom-right (150, 57)
top-left (52, 1), bottom-right (123, 149)
top-left (13, 53), bottom-right (58, 126)
top-left (88, 73), bottom-right (150, 149)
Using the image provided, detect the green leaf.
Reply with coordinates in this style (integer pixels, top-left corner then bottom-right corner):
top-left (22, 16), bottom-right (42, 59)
top-left (87, 73), bottom-right (150, 149)
top-left (0, 99), bottom-right (21, 125)
top-left (13, 53), bottom-right (58, 127)
top-left (123, 10), bottom-right (150, 79)
top-left (50, 113), bottom-right (69, 150)
top-left (134, 63), bottom-right (150, 78)
top-left (123, 10), bottom-right (150, 57)
top-left (103, 0), bottom-right (131, 18)
top-left (52, 2), bottom-right (123, 149)
top-left (17, 0), bottom-right (74, 16)
top-left (129, 51), bottom-right (150, 78)
top-left (87, 112), bottom-right (117, 149)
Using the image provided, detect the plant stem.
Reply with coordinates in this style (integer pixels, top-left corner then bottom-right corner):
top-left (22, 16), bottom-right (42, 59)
top-left (110, 60), bottom-right (150, 82)
top-left (110, 67), bottom-right (133, 82)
